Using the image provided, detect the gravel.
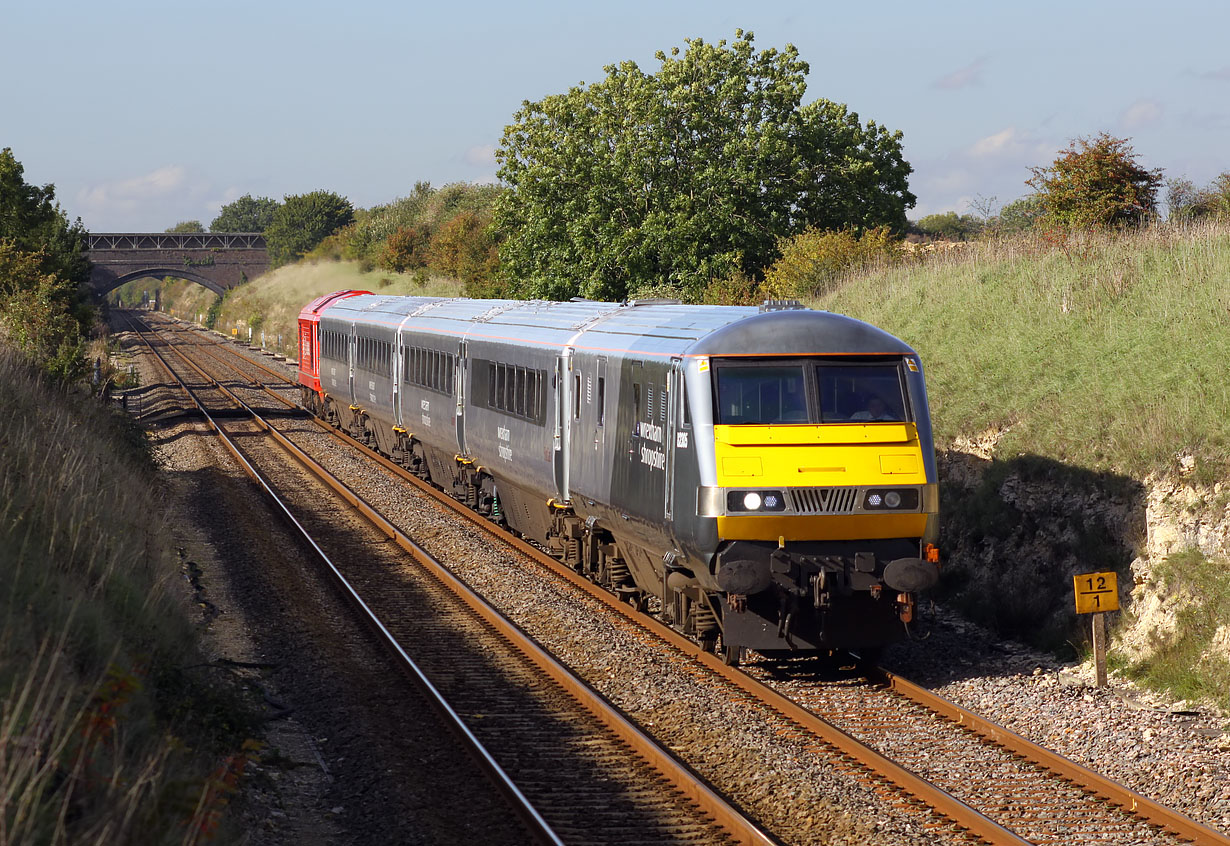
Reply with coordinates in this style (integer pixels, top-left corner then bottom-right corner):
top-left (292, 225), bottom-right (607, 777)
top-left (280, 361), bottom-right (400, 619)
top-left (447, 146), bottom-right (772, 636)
top-left (156, 314), bottom-right (1230, 844)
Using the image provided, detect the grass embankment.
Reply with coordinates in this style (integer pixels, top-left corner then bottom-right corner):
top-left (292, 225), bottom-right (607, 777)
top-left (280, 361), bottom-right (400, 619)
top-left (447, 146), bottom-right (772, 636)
top-left (148, 261), bottom-right (462, 359)
top-left (0, 350), bottom-right (257, 843)
top-left (821, 223), bottom-right (1230, 705)
top-left (820, 223), bottom-right (1230, 479)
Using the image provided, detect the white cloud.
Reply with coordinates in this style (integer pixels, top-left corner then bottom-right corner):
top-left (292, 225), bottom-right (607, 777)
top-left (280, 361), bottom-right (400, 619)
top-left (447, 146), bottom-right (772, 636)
top-left (77, 165), bottom-right (187, 212)
top-left (464, 144), bottom-right (496, 168)
top-left (1120, 99), bottom-right (1162, 128)
top-left (933, 57), bottom-right (987, 91)
top-left (1122, 99), bottom-right (1163, 127)
top-left (968, 127), bottom-right (1052, 161)
top-left (1199, 65), bottom-right (1230, 81)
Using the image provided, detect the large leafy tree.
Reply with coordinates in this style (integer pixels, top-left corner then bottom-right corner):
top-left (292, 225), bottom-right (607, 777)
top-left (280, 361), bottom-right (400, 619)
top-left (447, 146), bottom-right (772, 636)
top-left (494, 30), bottom-right (914, 301)
top-left (0, 147), bottom-right (89, 286)
top-left (265, 190), bottom-right (354, 267)
top-left (1027, 134), bottom-right (1163, 229)
top-left (210, 194), bottom-right (280, 232)
top-left (0, 148), bottom-right (91, 379)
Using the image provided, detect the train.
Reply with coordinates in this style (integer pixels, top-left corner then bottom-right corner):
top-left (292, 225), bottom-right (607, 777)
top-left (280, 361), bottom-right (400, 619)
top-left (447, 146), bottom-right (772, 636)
top-left (296, 292), bottom-right (940, 663)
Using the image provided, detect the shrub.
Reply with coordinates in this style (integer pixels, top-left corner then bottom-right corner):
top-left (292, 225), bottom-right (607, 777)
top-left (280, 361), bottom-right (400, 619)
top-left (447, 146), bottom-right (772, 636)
top-left (991, 195), bottom-right (1046, 235)
top-left (1168, 172), bottom-right (1230, 222)
top-left (380, 224), bottom-right (432, 273)
top-left (761, 226), bottom-right (902, 299)
top-left (1027, 133), bottom-right (1163, 229)
top-left (428, 210), bottom-right (501, 292)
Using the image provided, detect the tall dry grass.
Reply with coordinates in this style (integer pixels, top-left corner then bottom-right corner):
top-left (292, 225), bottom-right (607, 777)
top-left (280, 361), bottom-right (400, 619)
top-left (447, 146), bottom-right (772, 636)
top-left (0, 350), bottom-right (256, 844)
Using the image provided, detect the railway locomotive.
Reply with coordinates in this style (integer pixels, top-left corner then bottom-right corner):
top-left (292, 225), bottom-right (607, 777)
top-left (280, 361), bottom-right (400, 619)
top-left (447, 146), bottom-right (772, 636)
top-left (297, 292), bottom-right (940, 662)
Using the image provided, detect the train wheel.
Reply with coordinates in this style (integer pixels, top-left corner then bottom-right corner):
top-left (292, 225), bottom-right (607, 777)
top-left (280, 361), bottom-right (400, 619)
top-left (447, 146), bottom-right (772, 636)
top-left (721, 642), bottom-right (742, 667)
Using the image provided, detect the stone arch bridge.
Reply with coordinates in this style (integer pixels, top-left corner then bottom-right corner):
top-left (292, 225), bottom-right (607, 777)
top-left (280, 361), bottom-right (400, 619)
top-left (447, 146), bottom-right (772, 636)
top-left (87, 232), bottom-right (269, 299)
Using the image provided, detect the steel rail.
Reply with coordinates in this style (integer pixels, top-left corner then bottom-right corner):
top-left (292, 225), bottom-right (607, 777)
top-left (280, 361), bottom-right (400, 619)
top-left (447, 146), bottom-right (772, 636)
top-left (122, 315), bottom-right (565, 846)
top-left (878, 671), bottom-right (1230, 846)
top-left (160, 312), bottom-right (1230, 845)
top-left (133, 314), bottom-right (778, 846)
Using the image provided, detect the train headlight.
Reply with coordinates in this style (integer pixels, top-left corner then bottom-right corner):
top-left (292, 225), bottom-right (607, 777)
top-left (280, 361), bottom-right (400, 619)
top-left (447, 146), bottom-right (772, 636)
top-left (863, 489), bottom-right (920, 510)
top-left (726, 490), bottom-right (787, 512)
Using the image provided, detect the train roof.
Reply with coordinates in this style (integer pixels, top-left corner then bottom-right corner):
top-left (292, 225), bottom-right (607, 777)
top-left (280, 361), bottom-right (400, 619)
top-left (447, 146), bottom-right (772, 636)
top-left (316, 295), bottom-right (915, 358)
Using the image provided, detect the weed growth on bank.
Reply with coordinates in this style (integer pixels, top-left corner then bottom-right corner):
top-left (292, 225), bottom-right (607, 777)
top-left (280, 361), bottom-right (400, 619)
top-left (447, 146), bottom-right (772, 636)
top-left (0, 350), bottom-right (258, 844)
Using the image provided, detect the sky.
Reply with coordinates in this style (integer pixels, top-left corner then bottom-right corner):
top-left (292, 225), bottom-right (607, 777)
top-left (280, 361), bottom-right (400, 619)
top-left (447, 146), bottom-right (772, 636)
top-left (4, 0), bottom-right (1229, 231)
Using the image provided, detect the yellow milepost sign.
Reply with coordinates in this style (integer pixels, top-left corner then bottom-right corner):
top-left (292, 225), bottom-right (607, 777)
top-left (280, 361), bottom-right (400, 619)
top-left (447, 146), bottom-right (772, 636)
top-left (1073, 571), bottom-right (1119, 614)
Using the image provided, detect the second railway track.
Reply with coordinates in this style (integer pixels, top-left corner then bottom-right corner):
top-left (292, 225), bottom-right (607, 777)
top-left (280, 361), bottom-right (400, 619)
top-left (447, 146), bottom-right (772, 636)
top-left (124, 312), bottom-right (771, 846)
top-left (125, 312), bottom-right (1230, 846)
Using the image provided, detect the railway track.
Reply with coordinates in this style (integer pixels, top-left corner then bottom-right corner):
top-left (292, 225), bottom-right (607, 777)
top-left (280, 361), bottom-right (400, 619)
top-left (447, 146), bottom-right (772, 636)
top-left (129, 312), bottom-right (1230, 846)
top-left (122, 313), bottom-right (773, 846)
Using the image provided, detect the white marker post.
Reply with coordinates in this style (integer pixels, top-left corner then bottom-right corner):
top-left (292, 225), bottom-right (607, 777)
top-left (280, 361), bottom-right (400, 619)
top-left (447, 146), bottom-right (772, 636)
top-left (1073, 572), bottom-right (1119, 687)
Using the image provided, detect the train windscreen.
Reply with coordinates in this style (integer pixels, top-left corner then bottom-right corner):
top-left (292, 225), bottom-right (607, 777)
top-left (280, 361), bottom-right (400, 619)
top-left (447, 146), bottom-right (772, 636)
top-left (714, 365), bottom-right (808, 424)
top-left (815, 363), bottom-right (907, 422)
top-left (714, 360), bottom-right (907, 424)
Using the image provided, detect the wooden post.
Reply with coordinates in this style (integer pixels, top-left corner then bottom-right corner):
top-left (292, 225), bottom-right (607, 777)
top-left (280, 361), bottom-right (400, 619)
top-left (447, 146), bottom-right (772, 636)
top-left (1092, 611), bottom-right (1108, 687)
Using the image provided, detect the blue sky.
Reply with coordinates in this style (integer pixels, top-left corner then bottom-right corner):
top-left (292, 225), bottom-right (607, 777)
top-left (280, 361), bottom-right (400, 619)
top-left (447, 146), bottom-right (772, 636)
top-left (4, 0), bottom-right (1229, 231)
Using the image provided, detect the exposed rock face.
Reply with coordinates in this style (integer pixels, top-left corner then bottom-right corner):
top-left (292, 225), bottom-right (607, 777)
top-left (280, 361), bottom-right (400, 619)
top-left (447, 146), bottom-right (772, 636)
top-left (1119, 468), bottom-right (1230, 664)
top-left (936, 445), bottom-right (1228, 663)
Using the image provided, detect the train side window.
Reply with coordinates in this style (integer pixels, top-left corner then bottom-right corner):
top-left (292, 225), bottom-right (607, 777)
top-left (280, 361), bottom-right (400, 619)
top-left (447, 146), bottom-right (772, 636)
top-left (633, 383), bottom-right (641, 420)
top-left (681, 379), bottom-right (691, 428)
top-left (573, 373), bottom-right (581, 419)
top-left (597, 376), bottom-right (605, 427)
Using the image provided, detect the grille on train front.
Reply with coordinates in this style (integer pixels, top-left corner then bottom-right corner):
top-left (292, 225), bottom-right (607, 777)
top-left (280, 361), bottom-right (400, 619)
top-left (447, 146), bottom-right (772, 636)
top-left (786, 487), bottom-right (860, 515)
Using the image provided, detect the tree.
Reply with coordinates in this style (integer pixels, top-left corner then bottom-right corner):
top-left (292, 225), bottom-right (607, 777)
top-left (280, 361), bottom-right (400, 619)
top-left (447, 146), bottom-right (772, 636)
top-left (992, 195), bottom-right (1046, 234)
top-left (494, 30), bottom-right (914, 301)
top-left (265, 191), bottom-right (355, 267)
top-left (0, 147), bottom-right (89, 287)
top-left (914, 211), bottom-right (982, 241)
top-left (1027, 134), bottom-right (1163, 229)
top-left (166, 220), bottom-right (204, 233)
top-left (1168, 173), bottom-right (1230, 221)
top-left (210, 194), bottom-right (280, 232)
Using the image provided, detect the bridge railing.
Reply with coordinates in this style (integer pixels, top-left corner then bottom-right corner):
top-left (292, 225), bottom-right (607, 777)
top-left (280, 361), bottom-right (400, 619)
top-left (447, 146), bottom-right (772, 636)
top-left (87, 233), bottom-right (266, 250)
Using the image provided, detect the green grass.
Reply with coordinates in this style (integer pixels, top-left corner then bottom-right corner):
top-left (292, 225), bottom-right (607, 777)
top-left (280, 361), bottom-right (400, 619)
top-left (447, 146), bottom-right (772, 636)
top-left (138, 259), bottom-right (463, 359)
top-left (819, 222), bottom-right (1230, 479)
top-left (0, 349), bottom-right (259, 844)
top-left (1122, 549), bottom-right (1230, 710)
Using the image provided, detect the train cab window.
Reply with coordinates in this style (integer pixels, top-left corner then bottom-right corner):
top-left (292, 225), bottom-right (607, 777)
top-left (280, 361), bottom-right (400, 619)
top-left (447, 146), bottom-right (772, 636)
top-left (715, 365), bottom-right (807, 424)
top-left (815, 363), bottom-right (907, 422)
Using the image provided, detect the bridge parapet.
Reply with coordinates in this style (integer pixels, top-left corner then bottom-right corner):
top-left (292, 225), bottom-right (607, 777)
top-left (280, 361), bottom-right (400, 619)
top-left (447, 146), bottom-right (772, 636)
top-left (88, 232), bottom-right (266, 250)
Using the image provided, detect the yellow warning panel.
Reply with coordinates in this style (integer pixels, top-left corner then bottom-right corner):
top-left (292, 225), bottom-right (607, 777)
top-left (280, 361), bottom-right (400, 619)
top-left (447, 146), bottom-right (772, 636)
top-left (1073, 572), bottom-right (1119, 614)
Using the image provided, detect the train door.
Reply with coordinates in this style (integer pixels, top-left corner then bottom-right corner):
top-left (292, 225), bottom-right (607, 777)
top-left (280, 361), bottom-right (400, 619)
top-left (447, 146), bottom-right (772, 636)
top-left (347, 323), bottom-right (357, 405)
top-left (553, 351), bottom-right (571, 502)
top-left (392, 333), bottom-right (403, 428)
top-left (593, 358), bottom-right (607, 452)
top-left (665, 357), bottom-right (681, 520)
top-left (455, 341), bottom-right (467, 454)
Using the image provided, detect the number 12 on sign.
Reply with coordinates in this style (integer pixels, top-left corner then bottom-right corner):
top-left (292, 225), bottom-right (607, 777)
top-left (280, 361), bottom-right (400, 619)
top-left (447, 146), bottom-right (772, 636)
top-left (1073, 572), bottom-right (1119, 614)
